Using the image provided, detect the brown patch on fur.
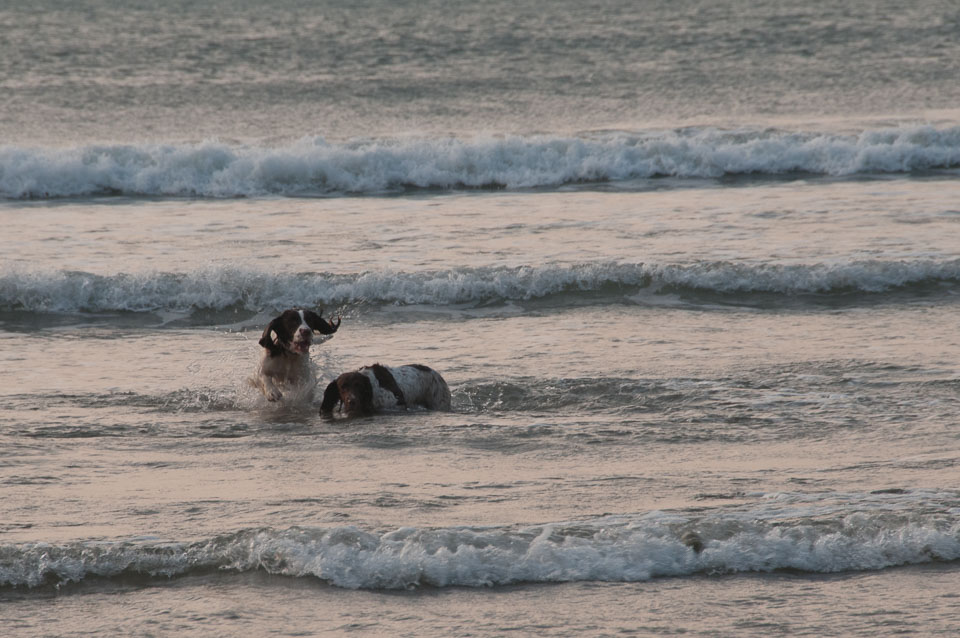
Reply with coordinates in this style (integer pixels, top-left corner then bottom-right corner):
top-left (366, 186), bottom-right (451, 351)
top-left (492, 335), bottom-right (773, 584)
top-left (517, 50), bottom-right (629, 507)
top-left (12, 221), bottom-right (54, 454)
top-left (320, 371), bottom-right (375, 416)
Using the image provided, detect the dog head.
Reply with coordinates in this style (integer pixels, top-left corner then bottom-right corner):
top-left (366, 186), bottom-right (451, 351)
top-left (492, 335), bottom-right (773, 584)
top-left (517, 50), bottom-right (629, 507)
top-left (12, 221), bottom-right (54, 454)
top-left (320, 372), bottom-right (374, 416)
top-left (259, 309), bottom-right (340, 356)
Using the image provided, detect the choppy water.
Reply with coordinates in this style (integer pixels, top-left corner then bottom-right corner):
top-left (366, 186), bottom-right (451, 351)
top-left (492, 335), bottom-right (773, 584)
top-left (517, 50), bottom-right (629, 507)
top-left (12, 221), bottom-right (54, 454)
top-left (2, 1), bottom-right (960, 636)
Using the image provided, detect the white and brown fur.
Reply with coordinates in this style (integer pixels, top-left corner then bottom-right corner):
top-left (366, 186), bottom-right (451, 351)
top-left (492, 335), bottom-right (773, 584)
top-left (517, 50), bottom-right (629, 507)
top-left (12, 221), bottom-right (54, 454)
top-left (321, 364), bottom-right (451, 417)
top-left (253, 308), bottom-right (340, 401)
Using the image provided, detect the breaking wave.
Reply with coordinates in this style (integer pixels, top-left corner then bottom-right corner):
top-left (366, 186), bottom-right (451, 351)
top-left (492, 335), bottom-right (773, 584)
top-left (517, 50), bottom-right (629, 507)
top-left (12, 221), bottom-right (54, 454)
top-left (3, 491), bottom-right (957, 590)
top-left (2, 259), bottom-right (959, 316)
top-left (0, 259), bottom-right (960, 313)
top-left (3, 126), bottom-right (960, 199)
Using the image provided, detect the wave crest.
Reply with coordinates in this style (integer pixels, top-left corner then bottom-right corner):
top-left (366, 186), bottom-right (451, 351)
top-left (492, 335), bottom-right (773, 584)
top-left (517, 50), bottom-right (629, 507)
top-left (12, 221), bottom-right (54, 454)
top-left (2, 260), bottom-right (959, 316)
top-left (3, 492), bottom-right (957, 589)
top-left (3, 126), bottom-right (960, 198)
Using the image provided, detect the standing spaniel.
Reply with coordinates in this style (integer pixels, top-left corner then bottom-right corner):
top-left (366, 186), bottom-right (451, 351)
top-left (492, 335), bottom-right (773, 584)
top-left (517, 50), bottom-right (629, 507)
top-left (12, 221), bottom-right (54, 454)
top-left (254, 308), bottom-right (340, 401)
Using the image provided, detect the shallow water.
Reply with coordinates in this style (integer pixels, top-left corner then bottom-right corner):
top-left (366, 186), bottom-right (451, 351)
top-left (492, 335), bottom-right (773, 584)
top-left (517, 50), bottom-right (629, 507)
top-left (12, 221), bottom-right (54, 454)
top-left (3, 185), bottom-right (959, 635)
top-left (2, 1), bottom-right (960, 636)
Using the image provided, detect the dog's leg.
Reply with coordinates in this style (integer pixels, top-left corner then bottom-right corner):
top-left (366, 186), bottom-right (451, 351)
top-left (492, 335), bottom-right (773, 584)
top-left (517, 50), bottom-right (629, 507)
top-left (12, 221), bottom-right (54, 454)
top-left (259, 374), bottom-right (283, 402)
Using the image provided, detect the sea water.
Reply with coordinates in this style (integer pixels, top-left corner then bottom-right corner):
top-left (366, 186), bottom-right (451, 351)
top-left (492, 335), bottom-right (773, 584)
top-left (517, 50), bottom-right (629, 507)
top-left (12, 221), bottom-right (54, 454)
top-left (2, 1), bottom-right (959, 636)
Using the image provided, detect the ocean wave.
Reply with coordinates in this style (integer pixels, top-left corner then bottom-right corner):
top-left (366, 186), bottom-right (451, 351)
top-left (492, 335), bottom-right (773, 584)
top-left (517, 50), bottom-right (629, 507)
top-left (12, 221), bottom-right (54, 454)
top-left (1, 260), bottom-right (959, 316)
top-left (3, 126), bottom-right (960, 198)
top-left (3, 491), bottom-right (957, 589)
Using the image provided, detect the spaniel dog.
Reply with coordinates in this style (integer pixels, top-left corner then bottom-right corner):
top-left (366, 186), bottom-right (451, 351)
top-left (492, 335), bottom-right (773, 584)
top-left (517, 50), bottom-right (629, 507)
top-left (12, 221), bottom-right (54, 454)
top-left (320, 364), bottom-right (451, 417)
top-left (254, 308), bottom-right (341, 401)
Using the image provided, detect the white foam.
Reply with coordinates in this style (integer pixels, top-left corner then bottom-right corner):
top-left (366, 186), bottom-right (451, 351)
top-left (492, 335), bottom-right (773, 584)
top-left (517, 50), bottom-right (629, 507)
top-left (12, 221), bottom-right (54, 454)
top-left (2, 491), bottom-right (957, 589)
top-left (3, 125), bottom-right (960, 198)
top-left (1, 259), bottom-right (958, 315)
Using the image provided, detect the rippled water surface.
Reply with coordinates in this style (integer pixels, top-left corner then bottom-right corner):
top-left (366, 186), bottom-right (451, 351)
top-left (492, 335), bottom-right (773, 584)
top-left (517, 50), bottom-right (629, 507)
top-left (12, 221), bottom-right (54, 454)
top-left (2, 1), bottom-right (960, 636)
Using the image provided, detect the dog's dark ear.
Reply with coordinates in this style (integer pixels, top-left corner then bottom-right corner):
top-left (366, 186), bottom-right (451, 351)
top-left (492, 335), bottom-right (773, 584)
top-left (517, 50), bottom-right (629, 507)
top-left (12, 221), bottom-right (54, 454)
top-left (259, 318), bottom-right (286, 353)
top-left (354, 374), bottom-right (375, 414)
top-left (320, 379), bottom-right (341, 415)
top-left (304, 309), bottom-right (341, 335)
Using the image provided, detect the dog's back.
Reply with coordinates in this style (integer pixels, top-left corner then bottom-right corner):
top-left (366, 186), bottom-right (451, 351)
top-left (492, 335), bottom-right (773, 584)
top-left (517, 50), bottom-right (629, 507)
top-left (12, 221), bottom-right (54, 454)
top-left (388, 364), bottom-right (451, 410)
top-left (321, 363), bottom-right (451, 415)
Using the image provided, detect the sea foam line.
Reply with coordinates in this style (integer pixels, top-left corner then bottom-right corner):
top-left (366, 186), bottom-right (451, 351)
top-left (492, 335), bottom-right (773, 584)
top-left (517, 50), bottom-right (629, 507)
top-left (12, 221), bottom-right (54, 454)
top-left (2, 495), bottom-right (958, 589)
top-left (2, 125), bottom-right (960, 198)
top-left (2, 259), bottom-right (959, 314)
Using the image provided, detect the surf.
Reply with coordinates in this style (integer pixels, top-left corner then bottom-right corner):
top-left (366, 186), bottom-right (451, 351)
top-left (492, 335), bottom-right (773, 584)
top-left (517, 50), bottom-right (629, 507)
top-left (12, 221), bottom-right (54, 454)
top-left (2, 259), bottom-right (959, 321)
top-left (3, 125), bottom-right (960, 199)
top-left (4, 490), bottom-right (957, 590)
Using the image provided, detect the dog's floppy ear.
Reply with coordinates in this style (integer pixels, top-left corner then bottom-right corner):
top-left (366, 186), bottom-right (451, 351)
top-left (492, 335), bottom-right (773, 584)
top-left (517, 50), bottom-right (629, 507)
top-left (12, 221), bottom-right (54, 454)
top-left (320, 379), bottom-right (341, 415)
top-left (304, 309), bottom-right (341, 335)
top-left (259, 317), bottom-right (286, 353)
